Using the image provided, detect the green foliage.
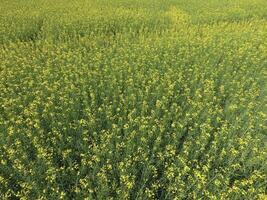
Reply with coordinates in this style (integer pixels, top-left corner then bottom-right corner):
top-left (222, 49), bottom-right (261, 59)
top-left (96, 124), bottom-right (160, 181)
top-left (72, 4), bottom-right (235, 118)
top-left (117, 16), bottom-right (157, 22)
top-left (0, 0), bottom-right (266, 199)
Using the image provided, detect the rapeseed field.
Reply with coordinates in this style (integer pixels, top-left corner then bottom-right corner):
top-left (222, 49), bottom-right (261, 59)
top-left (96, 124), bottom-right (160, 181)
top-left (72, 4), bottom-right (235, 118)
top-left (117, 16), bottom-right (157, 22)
top-left (0, 0), bottom-right (266, 199)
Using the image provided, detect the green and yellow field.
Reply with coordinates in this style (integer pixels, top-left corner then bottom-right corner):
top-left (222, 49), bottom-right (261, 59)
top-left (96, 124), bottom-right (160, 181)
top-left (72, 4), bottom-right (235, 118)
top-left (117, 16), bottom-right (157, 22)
top-left (0, 0), bottom-right (266, 199)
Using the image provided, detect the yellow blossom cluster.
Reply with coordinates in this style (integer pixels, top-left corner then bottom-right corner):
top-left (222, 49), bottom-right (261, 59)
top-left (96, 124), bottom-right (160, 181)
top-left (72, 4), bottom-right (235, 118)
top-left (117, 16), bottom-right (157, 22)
top-left (0, 0), bottom-right (266, 199)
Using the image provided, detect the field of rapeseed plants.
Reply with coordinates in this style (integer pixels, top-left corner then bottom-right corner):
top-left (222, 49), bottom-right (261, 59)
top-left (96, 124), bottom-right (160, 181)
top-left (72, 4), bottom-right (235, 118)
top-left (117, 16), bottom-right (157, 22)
top-left (0, 0), bottom-right (267, 199)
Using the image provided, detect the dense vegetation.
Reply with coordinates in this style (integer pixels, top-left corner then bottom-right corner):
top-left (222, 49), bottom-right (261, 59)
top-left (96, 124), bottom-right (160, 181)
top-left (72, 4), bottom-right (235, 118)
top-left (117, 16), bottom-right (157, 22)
top-left (0, 0), bottom-right (266, 199)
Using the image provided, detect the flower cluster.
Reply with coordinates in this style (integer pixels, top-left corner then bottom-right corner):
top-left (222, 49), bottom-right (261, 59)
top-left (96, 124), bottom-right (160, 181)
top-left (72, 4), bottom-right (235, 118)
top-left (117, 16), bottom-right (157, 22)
top-left (0, 0), bottom-right (266, 199)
